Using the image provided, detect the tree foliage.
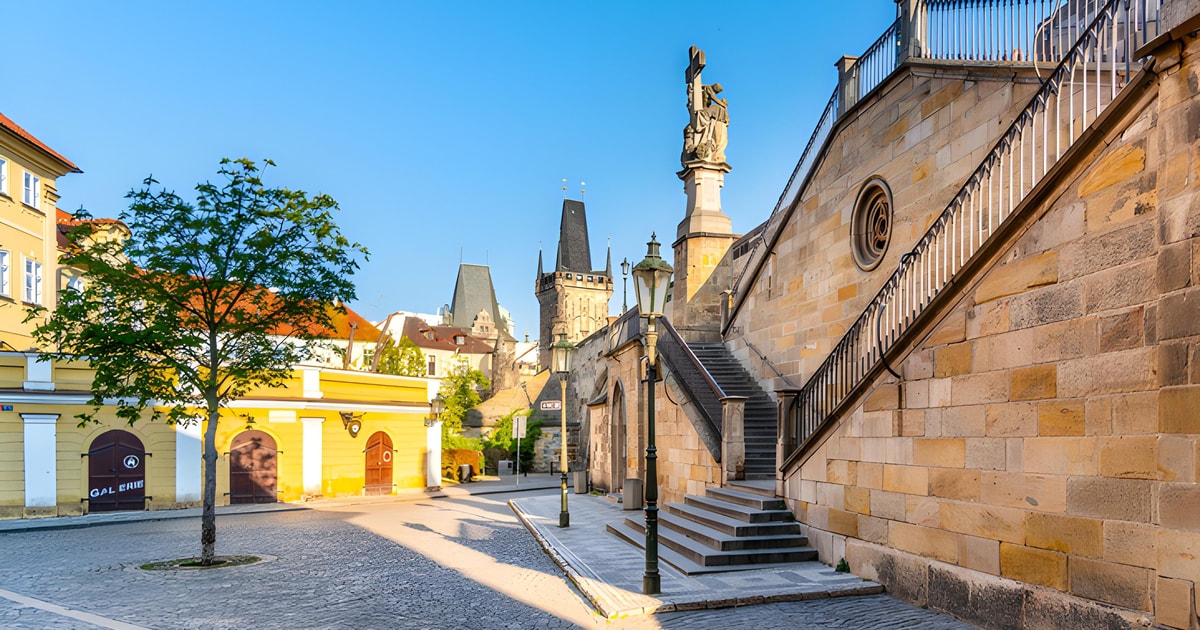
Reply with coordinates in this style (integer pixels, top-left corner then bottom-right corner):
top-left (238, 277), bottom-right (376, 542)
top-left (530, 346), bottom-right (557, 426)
top-left (30, 158), bottom-right (367, 564)
top-left (484, 409), bottom-right (541, 473)
top-left (376, 335), bottom-right (425, 377)
top-left (437, 359), bottom-right (490, 439)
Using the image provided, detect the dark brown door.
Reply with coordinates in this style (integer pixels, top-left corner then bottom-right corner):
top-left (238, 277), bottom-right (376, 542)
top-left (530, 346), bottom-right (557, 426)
top-left (229, 430), bottom-right (278, 504)
top-left (364, 432), bottom-right (393, 495)
top-left (87, 430), bottom-right (147, 512)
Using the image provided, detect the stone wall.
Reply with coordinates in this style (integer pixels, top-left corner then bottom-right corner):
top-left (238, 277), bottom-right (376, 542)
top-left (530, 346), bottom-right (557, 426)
top-left (784, 30), bottom-right (1200, 629)
top-left (728, 62), bottom-right (1044, 393)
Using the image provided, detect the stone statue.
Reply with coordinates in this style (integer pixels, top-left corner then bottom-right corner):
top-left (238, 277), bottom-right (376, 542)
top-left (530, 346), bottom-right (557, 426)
top-left (682, 46), bottom-right (729, 166)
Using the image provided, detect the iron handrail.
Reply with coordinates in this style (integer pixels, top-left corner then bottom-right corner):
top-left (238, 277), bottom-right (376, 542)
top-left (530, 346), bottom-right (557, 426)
top-left (786, 0), bottom-right (1162, 457)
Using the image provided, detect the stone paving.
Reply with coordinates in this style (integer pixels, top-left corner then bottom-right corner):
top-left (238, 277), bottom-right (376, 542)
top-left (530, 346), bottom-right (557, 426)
top-left (0, 482), bottom-right (976, 628)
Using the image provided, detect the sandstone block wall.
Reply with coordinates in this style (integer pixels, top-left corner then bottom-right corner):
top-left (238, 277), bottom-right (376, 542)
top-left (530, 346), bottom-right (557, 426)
top-left (785, 33), bottom-right (1200, 629)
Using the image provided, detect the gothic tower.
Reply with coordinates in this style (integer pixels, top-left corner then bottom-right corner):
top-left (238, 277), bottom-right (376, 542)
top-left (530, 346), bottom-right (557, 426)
top-left (536, 199), bottom-right (613, 368)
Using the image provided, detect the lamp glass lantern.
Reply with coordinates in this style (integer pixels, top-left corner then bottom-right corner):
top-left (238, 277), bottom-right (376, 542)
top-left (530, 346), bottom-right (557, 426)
top-left (551, 333), bottom-right (575, 375)
top-left (631, 234), bottom-right (672, 319)
top-left (429, 395), bottom-right (445, 424)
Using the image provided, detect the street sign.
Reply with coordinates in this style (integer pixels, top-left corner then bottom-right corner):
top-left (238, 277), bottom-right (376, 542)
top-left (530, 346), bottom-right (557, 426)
top-left (540, 400), bottom-right (561, 411)
top-left (514, 414), bottom-right (527, 439)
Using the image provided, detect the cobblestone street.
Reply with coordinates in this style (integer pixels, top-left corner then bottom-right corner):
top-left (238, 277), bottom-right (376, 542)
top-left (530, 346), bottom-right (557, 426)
top-left (0, 489), bottom-right (974, 629)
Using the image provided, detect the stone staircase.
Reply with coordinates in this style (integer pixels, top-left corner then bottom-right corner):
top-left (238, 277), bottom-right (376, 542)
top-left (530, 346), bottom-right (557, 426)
top-left (606, 482), bottom-right (817, 575)
top-left (687, 342), bottom-right (777, 479)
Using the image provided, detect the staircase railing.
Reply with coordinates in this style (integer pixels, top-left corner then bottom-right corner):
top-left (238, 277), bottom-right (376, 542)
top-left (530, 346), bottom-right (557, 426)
top-left (657, 317), bottom-right (725, 459)
top-left (731, 0), bottom-right (1161, 301)
top-left (786, 0), bottom-right (1162, 458)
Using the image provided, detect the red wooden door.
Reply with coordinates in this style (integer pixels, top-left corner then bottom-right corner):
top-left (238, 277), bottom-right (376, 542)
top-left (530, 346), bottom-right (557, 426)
top-left (229, 430), bottom-right (278, 504)
top-left (364, 432), bottom-right (393, 495)
top-left (87, 430), bottom-right (147, 512)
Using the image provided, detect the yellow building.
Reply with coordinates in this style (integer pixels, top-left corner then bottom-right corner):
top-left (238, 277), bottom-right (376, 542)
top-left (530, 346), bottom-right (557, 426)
top-left (0, 111), bottom-right (439, 519)
top-left (0, 112), bottom-right (82, 350)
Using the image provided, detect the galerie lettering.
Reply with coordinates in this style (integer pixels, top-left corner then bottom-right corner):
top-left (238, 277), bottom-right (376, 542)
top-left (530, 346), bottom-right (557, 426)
top-left (89, 480), bottom-right (144, 498)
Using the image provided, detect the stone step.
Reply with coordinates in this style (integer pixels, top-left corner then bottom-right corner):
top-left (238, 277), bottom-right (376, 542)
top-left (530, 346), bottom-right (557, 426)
top-left (663, 501), bottom-right (801, 537)
top-left (705, 486), bottom-right (788, 511)
top-left (683, 495), bottom-right (794, 523)
top-left (614, 517), bottom-right (818, 568)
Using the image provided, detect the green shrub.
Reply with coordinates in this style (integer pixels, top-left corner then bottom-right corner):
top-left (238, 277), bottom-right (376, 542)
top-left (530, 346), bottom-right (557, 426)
top-left (442, 448), bottom-right (484, 481)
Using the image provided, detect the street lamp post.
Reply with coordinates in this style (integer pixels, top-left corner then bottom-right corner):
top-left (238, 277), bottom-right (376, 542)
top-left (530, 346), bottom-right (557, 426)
top-left (631, 233), bottom-right (673, 596)
top-left (551, 332), bottom-right (576, 528)
top-left (620, 257), bottom-right (631, 312)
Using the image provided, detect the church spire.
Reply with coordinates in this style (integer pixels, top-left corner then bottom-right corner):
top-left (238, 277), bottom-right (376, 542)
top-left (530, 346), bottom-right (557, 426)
top-left (555, 199), bottom-right (592, 273)
top-left (537, 248), bottom-right (544, 278)
top-left (605, 243), bottom-right (612, 276)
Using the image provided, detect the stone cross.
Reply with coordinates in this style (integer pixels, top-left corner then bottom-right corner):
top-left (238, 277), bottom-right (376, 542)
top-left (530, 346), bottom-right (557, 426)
top-left (685, 45), bottom-right (705, 124)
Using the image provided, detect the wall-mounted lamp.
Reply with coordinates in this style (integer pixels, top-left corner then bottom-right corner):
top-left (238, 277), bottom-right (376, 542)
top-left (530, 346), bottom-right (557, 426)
top-left (340, 411), bottom-right (363, 437)
top-left (426, 395), bottom-right (445, 428)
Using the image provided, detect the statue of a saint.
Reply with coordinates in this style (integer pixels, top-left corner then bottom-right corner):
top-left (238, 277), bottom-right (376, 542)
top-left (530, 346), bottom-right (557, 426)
top-left (682, 46), bottom-right (729, 165)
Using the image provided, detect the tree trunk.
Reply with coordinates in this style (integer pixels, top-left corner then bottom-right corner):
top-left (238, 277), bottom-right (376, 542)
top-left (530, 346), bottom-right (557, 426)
top-left (200, 393), bottom-right (220, 565)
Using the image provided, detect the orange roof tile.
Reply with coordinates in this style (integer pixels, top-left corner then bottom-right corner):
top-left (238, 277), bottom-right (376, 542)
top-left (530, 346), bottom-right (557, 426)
top-left (0, 112), bottom-right (81, 173)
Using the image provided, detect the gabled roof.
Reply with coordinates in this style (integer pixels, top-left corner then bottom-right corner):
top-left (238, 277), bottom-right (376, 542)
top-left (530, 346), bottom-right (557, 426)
top-left (401, 316), bottom-right (494, 354)
top-left (555, 199), bottom-right (592, 273)
top-left (56, 208), bottom-right (128, 251)
top-left (0, 112), bottom-right (82, 174)
top-left (448, 263), bottom-right (504, 330)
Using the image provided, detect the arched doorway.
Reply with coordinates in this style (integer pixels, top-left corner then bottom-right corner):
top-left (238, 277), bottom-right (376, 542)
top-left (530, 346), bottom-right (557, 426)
top-left (611, 383), bottom-right (626, 494)
top-left (229, 430), bottom-right (278, 504)
top-left (87, 430), bottom-right (147, 512)
top-left (364, 431), bottom-right (393, 495)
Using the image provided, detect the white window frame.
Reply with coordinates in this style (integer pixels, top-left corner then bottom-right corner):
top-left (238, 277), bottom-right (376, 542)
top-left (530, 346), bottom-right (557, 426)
top-left (0, 250), bottom-right (9, 297)
top-left (0, 157), bottom-right (7, 197)
top-left (23, 257), bottom-right (42, 305)
top-left (23, 172), bottom-right (40, 209)
top-left (66, 275), bottom-right (84, 293)
top-left (427, 355), bottom-right (437, 377)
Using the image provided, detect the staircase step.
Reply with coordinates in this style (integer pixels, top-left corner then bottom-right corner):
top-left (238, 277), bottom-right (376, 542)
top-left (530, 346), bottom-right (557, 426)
top-left (618, 517), bottom-right (817, 567)
top-left (664, 501), bottom-right (801, 537)
top-left (656, 514), bottom-right (807, 552)
top-left (705, 486), bottom-right (788, 511)
top-left (682, 495), bottom-right (794, 523)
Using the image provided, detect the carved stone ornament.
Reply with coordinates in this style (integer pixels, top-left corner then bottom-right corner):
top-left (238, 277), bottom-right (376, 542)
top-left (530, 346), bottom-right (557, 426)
top-left (682, 46), bottom-right (729, 166)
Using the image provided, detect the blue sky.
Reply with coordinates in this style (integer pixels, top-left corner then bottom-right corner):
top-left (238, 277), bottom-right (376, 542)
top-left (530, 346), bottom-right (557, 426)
top-left (4, 1), bottom-right (897, 339)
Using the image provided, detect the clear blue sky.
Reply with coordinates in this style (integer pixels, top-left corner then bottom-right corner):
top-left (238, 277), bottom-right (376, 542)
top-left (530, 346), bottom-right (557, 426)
top-left (5, 1), bottom-right (897, 339)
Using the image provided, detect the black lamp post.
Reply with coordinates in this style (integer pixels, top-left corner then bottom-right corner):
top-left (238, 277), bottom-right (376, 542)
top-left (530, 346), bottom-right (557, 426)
top-left (630, 233), bottom-right (673, 596)
top-left (620, 257), bottom-right (631, 312)
top-left (551, 332), bottom-right (576, 528)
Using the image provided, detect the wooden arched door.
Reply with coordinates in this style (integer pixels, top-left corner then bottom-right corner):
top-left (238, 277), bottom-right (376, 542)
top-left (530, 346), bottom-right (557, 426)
top-left (364, 431), bottom-right (393, 495)
top-left (87, 430), bottom-right (147, 512)
top-left (229, 430), bottom-right (278, 504)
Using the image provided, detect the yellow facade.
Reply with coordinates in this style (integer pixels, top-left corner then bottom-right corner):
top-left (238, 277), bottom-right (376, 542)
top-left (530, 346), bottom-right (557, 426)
top-left (0, 354), bottom-right (434, 519)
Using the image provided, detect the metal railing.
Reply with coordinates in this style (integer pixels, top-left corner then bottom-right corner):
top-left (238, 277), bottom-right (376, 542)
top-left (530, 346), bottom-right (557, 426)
top-left (657, 318), bottom-right (725, 445)
top-left (788, 0), bottom-right (1161, 454)
top-left (855, 20), bottom-right (905, 101)
top-left (919, 0), bottom-right (1160, 64)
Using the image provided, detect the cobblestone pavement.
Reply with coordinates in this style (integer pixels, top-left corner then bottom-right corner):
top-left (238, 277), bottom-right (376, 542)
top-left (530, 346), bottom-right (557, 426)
top-left (0, 489), bottom-right (975, 629)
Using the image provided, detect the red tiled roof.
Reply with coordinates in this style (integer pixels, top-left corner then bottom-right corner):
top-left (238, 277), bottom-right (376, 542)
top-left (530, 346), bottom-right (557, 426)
top-left (56, 208), bottom-right (128, 252)
top-left (401, 316), bottom-right (494, 354)
top-left (0, 112), bottom-right (81, 174)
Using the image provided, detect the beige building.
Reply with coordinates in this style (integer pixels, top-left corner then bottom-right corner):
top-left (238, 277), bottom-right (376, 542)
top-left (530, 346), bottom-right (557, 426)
top-left (583, 2), bottom-right (1200, 628)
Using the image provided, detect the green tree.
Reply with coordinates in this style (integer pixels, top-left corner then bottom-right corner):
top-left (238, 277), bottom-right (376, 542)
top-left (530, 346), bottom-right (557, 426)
top-left (484, 409), bottom-right (541, 473)
top-left (30, 158), bottom-right (366, 565)
top-left (437, 358), bottom-right (490, 439)
top-left (376, 335), bottom-right (425, 376)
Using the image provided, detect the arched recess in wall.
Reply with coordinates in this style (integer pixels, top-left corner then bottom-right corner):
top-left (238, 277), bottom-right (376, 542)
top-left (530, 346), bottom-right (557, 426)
top-left (86, 430), bottom-right (147, 513)
top-left (229, 429), bottom-right (278, 504)
top-left (610, 380), bottom-right (626, 494)
top-left (851, 177), bottom-right (893, 271)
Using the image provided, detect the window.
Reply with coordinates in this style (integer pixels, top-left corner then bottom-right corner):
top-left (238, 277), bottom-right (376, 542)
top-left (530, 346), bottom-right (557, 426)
top-left (23, 258), bottom-right (42, 304)
top-left (23, 172), bottom-right (40, 209)
top-left (67, 275), bottom-right (84, 293)
top-left (0, 157), bottom-right (7, 196)
top-left (454, 335), bottom-right (464, 345)
top-left (427, 355), bottom-right (437, 376)
top-left (851, 178), bottom-right (892, 271)
top-left (0, 251), bottom-right (8, 297)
